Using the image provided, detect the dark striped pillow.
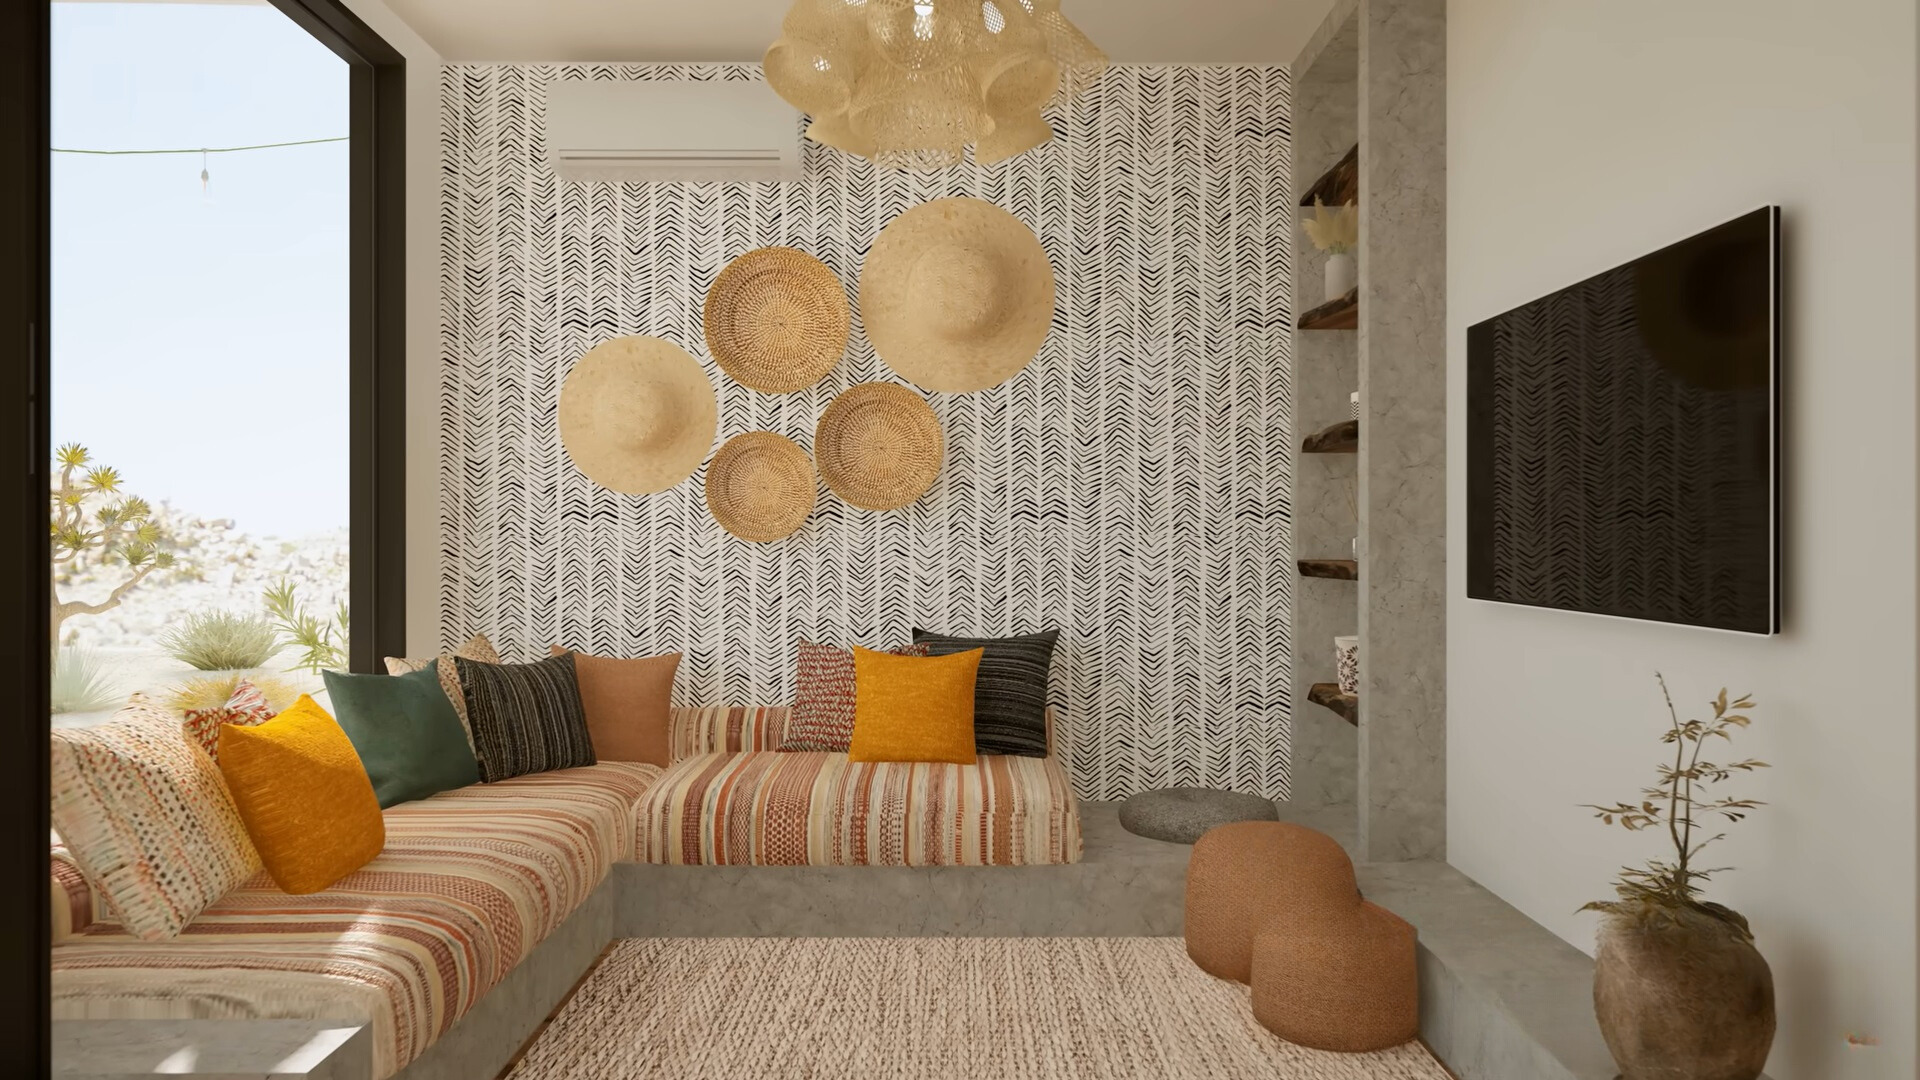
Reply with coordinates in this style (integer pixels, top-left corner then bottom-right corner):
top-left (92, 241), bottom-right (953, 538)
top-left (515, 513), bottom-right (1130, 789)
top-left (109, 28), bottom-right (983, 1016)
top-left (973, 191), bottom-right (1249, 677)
top-left (911, 628), bottom-right (1058, 758)
top-left (456, 653), bottom-right (596, 782)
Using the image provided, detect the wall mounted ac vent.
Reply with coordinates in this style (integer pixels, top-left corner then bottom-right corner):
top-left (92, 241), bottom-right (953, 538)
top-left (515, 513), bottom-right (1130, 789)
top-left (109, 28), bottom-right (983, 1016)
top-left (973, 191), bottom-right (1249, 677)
top-left (546, 81), bottom-right (803, 183)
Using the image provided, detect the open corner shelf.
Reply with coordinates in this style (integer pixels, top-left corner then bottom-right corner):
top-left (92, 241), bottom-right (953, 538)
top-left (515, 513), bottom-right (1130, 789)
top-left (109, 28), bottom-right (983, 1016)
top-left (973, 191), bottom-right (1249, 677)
top-left (1309, 683), bottom-right (1358, 726)
top-left (1302, 418), bottom-right (1358, 455)
top-left (1298, 143), bottom-right (1359, 208)
top-left (1297, 559), bottom-right (1358, 581)
top-left (1296, 287), bottom-right (1358, 331)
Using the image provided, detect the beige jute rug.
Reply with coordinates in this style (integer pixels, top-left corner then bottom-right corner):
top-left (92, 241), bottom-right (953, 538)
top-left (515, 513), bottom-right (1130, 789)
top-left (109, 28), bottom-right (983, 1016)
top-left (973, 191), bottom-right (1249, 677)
top-left (507, 937), bottom-right (1453, 1079)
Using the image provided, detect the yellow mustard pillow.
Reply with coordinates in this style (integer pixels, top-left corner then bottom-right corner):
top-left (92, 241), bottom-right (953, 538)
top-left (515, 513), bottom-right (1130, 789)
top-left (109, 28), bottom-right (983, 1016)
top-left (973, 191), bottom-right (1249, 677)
top-left (848, 646), bottom-right (983, 765)
top-left (217, 694), bottom-right (385, 895)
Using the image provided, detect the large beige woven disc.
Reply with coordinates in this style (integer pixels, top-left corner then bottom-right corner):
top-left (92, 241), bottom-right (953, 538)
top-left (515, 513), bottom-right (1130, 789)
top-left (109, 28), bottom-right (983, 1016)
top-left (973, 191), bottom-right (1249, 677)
top-left (704, 247), bottom-right (851, 393)
top-left (859, 197), bottom-right (1055, 394)
top-left (705, 432), bottom-right (816, 542)
top-left (814, 383), bottom-right (944, 511)
top-left (559, 335), bottom-right (717, 495)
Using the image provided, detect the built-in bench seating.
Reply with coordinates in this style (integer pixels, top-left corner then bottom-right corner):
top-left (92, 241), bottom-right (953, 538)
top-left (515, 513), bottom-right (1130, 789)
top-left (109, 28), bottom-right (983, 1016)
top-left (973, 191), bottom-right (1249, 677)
top-left (50, 704), bottom-right (1082, 1079)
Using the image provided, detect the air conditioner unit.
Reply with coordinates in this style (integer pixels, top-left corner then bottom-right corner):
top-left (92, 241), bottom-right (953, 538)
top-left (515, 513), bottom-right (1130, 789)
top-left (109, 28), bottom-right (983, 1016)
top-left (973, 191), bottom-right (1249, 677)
top-left (547, 80), bottom-right (803, 183)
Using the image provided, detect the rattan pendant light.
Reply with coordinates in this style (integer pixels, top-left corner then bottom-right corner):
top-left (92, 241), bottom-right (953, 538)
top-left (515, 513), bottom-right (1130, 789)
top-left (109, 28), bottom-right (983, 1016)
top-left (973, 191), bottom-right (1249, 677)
top-left (764, 0), bottom-right (1108, 169)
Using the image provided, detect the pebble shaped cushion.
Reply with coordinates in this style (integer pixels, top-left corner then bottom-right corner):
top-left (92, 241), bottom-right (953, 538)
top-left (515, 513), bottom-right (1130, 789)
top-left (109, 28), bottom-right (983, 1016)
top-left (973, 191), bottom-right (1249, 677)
top-left (49, 695), bottom-right (261, 941)
top-left (1119, 787), bottom-right (1280, 845)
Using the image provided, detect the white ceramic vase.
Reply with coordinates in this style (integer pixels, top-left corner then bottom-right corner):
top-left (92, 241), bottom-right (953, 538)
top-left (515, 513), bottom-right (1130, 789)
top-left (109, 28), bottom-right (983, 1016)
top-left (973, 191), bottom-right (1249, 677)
top-left (1324, 252), bottom-right (1357, 302)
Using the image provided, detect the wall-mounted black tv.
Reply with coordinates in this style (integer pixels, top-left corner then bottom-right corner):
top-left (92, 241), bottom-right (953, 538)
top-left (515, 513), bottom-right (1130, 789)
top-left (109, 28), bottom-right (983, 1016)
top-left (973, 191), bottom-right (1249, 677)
top-left (1467, 207), bottom-right (1780, 635)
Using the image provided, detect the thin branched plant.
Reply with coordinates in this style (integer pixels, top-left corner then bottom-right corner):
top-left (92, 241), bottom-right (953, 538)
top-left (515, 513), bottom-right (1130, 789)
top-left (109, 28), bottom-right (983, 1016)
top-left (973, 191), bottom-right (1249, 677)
top-left (1581, 674), bottom-right (1769, 936)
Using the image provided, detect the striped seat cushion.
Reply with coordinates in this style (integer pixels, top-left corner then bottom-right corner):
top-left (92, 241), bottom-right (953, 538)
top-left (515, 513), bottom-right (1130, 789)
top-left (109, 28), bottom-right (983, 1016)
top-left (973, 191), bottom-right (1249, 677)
top-left (50, 761), bottom-right (661, 1080)
top-left (669, 705), bottom-right (790, 760)
top-left (637, 751), bottom-right (1081, 866)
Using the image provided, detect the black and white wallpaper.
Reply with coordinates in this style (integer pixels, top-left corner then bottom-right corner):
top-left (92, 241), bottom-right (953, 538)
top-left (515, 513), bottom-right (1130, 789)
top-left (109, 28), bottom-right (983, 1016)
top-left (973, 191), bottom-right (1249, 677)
top-left (438, 63), bottom-right (1296, 799)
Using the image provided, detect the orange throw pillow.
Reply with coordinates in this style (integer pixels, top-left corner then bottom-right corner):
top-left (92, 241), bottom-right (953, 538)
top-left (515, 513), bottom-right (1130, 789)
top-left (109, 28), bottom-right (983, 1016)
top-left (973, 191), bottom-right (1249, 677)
top-left (549, 647), bottom-right (681, 766)
top-left (848, 646), bottom-right (983, 765)
top-left (217, 695), bottom-right (385, 895)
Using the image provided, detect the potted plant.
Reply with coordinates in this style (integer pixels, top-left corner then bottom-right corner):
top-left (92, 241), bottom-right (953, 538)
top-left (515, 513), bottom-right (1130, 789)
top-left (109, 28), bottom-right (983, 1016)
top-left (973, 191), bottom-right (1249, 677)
top-left (1581, 676), bottom-right (1774, 1080)
top-left (1303, 197), bottom-right (1357, 302)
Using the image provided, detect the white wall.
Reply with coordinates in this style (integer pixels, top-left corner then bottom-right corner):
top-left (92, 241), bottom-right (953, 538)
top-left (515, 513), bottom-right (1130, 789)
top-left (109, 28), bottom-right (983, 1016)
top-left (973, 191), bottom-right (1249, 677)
top-left (339, 0), bottom-right (443, 658)
top-left (1447, 2), bottom-right (1918, 1077)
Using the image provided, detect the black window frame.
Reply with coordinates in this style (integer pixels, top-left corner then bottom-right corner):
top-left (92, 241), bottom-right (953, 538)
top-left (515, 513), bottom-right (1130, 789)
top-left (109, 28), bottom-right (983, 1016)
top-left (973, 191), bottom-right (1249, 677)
top-left (0, 1), bottom-right (408, 1067)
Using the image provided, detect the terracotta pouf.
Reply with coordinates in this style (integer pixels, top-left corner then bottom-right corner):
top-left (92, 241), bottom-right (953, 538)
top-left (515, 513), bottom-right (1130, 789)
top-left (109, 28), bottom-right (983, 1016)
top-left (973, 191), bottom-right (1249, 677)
top-left (1184, 821), bottom-right (1419, 1052)
top-left (1185, 821), bottom-right (1355, 983)
top-left (1250, 899), bottom-right (1419, 1052)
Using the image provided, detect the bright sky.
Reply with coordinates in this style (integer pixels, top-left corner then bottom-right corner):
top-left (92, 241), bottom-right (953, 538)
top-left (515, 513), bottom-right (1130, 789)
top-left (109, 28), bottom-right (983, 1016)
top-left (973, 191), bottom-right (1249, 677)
top-left (51, 1), bottom-right (349, 539)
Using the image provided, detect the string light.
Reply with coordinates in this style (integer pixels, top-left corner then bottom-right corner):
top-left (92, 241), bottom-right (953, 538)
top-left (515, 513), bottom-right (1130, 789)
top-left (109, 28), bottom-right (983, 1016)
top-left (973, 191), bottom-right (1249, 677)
top-left (50, 136), bottom-right (347, 193)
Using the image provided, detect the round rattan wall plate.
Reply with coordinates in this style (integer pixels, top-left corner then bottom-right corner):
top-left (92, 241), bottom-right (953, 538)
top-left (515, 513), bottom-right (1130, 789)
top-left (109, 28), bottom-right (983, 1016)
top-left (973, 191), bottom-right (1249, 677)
top-left (814, 383), bottom-right (944, 511)
top-left (704, 247), bottom-right (851, 394)
top-left (559, 335), bottom-right (717, 495)
top-left (858, 197), bottom-right (1055, 394)
top-left (705, 432), bottom-right (816, 542)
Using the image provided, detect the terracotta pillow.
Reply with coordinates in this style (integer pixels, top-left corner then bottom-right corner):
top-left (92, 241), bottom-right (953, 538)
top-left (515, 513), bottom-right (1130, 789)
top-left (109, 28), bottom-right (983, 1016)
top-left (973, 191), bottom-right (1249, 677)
top-left (548, 646), bottom-right (681, 766)
top-left (180, 678), bottom-right (276, 765)
top-left (781, 639), bottom-right (929, 752)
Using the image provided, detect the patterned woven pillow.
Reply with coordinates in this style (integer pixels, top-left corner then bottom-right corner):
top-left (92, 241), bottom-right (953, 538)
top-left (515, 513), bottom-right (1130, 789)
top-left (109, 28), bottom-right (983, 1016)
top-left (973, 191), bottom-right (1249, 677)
top-left (384, 632), bottom-right (502, 742)
top-left (912, 628), bottom-right (1060, 757)
top-left (180, 679), bottom-right (276, 765)
top-left (780, 640), bottom-right (929, 752)
top-left (456, 652), bottom-right (596, 782)
top-left (50, 694), bottom-right (261, 941)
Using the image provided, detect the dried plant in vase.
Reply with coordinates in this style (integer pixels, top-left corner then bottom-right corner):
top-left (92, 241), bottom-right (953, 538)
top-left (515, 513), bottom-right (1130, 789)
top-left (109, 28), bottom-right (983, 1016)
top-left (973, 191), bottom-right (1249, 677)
top-left (1303, 197), bottom-right (1359, 303)
top-left (1580, 675), bottom-right (1774, 1080)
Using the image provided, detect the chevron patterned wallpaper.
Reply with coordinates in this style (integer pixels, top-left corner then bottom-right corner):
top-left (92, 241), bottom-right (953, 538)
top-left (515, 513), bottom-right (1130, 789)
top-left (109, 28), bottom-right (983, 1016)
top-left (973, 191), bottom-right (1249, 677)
top-left (439, 63), bottom-right (1295, 799)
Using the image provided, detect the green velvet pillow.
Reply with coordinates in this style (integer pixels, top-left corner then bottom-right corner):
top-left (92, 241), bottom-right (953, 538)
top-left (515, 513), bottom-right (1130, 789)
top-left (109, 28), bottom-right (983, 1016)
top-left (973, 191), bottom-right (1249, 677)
top-left (322, 662), bottom-right (480, 808)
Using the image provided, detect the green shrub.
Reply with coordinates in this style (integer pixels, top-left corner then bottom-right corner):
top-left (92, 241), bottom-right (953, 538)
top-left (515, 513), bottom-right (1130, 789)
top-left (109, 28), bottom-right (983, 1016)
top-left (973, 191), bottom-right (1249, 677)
top-left (159, 609), bottom-right (284, 671)
top-left (51, 648), bottom-right (121, 714)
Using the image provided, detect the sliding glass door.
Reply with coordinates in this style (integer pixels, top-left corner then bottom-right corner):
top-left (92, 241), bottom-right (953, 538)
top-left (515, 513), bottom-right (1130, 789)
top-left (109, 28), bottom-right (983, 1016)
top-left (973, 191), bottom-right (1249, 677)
top-left (49, 0), bottom-right (352, 725)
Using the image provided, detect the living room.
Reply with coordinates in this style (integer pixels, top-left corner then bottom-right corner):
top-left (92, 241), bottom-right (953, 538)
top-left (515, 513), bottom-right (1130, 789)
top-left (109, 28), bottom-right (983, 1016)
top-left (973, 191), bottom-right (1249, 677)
top-left (6, 1), bottom-right (1916, 1079)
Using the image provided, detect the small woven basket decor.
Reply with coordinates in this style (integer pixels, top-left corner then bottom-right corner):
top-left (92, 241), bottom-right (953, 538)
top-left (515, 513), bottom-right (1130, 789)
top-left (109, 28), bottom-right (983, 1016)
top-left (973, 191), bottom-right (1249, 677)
top-left (704, 247), bottom-right (851, 394)
top-left (814, 383), bottom-right (944, 511)
top-left (705, 432), bottom-right (817, 542)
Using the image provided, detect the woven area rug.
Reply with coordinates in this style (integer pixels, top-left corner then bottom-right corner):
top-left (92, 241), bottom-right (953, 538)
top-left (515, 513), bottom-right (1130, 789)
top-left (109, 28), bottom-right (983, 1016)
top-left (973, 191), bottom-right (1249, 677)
top-left (507, 937), bottom-right (1453, 1079)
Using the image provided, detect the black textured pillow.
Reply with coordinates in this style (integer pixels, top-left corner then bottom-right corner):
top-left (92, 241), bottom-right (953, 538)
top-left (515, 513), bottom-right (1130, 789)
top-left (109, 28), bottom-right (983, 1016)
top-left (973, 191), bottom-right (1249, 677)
top-left (911, 628), bottom-right (1058, 757)
top-left (456, 653), bottom-right (596, 782)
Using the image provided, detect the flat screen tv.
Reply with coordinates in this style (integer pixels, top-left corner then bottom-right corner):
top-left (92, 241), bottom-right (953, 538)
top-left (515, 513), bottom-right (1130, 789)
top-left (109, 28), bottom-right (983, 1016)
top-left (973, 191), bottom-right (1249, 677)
top-left (1467, 207), bottom-right (1780, 635)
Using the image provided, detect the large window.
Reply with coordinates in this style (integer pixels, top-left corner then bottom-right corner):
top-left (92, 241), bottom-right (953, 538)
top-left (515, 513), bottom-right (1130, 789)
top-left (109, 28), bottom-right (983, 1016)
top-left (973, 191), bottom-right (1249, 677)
top-left (50, 0), bottom-right (352, 724)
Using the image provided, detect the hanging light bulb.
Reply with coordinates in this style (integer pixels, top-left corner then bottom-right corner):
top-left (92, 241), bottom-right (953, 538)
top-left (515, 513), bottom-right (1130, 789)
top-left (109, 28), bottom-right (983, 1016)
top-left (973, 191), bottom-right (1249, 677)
top-left (200, 149), bottom-right (211, 200)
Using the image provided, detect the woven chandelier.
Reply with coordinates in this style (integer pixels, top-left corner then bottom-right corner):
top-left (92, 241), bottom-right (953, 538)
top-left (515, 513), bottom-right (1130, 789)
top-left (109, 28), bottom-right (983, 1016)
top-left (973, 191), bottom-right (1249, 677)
top-left (763, 0), bottom-right (1108, 169)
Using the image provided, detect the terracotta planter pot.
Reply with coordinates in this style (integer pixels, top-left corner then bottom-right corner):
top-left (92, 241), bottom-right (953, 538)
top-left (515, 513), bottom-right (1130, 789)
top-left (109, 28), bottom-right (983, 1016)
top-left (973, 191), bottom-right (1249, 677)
top-left (1594, 907), bottom-right (1775, 1080)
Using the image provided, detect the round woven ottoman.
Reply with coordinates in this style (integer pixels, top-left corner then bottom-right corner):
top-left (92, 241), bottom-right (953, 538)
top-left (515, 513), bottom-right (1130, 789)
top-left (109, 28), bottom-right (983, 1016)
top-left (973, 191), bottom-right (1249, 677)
top-left (1250, 901), bottom-right (1419, 1052)
top-left (1183, 821), bottom-right (1354, 984)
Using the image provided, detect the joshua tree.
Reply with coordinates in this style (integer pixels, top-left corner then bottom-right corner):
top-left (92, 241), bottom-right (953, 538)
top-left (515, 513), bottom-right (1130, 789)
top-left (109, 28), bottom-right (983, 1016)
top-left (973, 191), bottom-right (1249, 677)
top-left (49, 443), bottom-right (177, 649)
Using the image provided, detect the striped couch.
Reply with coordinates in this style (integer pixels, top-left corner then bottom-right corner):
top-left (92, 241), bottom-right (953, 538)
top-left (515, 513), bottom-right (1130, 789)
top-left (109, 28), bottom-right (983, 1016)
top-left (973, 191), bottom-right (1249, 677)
top-left (51, 705), bottom-right (1082, 1078)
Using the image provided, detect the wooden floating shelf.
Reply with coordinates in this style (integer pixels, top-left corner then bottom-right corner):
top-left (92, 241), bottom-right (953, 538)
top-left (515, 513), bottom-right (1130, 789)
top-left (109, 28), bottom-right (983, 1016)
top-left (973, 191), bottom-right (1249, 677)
top-left (1309, 682), bottom-right (1358, 726)
top-left (1302, 418), bottom-right (1359, 454)
top-left (1298, 559), bottom-right (1358, 581)
top-left (1299, 143), bottom-right (1359, 208)
top-left (1296, 287), bottom-right (1358, 330)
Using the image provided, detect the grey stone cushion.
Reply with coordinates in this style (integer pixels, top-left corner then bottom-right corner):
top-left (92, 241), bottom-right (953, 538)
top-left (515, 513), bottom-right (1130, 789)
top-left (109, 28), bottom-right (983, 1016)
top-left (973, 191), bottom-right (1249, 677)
top-left (456, 653), bottom-right (596, 782)
top-left (911, 628), bottom-right (1058, 758)
top-left (1119, 787), bottom-right (1279, 844)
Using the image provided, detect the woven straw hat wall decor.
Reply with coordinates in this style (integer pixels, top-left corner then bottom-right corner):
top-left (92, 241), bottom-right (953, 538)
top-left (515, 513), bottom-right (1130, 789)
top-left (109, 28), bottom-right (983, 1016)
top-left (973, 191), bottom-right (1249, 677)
top-left (705, 432), bottom-right (817, 542)
top-left (814, 383), bottom-right (945, 511)
top-left (704, 247), bottom-right (852, 393)
top-left (859, 197), bottom-right (1055, 394)
top-left (558, 335), bottom-right (718, 495)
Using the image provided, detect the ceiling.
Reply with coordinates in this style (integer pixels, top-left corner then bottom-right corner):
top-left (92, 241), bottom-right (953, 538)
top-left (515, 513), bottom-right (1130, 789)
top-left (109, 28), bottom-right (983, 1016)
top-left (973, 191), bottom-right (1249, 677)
top-left (381, 0), bottom-right (1337, 65)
